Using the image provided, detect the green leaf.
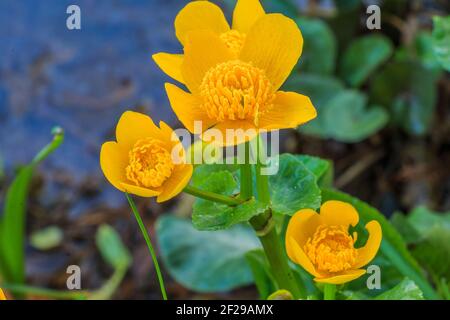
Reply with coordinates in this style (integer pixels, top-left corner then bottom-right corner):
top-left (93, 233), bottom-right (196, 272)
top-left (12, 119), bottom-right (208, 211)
top-left (408, 206), bottom-right (450, 234)
top-left (375, 278), bottom-right (424, 300)
top-left (245, 249), bottom-right (277, 299)
top-left (295, 18), bottom-right (337, 75)
top-left (260, 0), bottom-right (298, 19)
top-left (156, 215), bottom-right (260, 292)
top-left (414, 32), bottom-right (444, 75)
top-left (30, 226), bottom-right (63, 251)
top-left (294, 154), bottom-right (334, 188)
top-left (95, 224), bottom-right (132, 270)
top-left (390, 212), bottom-right (420, 244)
top-left (283, 73), bottom-right (345, 137)
top-left (340, 35), bottom-right (393, 87)
top-left (0, 128), bottom-right (64, 284)
top-left (321, 189), bottom-right (439, 299)
top-left (371, 60), bottom-right (437, 136)
top-left (323, 90), bottom-right (388, 143)
top-left (191, 162), bottom-right (239, 187)
top-left (268, 289), bottom-right (294, 300)
top-left (192, 171), bottom-right (268, 230)
top-left (270, 154), bottom-right (321, 216)
top-left (432, 16), bottom-right (450, 71)
top-left (407, 207), bottom-right (450, 281)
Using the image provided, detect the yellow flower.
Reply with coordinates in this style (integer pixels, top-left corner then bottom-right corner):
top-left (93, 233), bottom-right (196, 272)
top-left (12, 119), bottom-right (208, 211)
top-left (0, 288), bottom-right (6, 300)
top-left (100, 111), bottom-right (193, 202)
top-left (153, 0), bottom-right (316, 145)
top-left (285, 200), bottom-right (382, 285)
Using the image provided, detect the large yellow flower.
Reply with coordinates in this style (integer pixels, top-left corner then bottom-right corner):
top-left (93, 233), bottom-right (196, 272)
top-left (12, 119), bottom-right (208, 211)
top-left (153, 0), bottom-right (316, 145)
top-left (285, 200), bottom-right (382, 285)
top-left (100, 111), bottom-right (193, 202)
top-left (0, 288), bottom-right (6, 300)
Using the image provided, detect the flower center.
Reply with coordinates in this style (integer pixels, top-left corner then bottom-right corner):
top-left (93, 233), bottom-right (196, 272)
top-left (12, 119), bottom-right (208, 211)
top-left (126, 138), bottom-right (174, 188)
top-left (220, 30), bottom-right (246, 55)
top-left (199, 60), bottom-right (275, 125)
top-left (304, 225), bottom-right (357, 274)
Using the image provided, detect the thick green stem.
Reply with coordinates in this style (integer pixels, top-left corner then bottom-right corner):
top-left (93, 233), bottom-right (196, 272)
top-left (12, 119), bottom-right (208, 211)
top-left (240, 142), bottom-right (253, 200)
top-left (126, 194), bottom-right (168, 300)
top-left (184, 185), bottom-right (243, 206)
top-left (245, 137), bottom-right (302, 299)
top-left (323, 284), bottom-right (336, 300)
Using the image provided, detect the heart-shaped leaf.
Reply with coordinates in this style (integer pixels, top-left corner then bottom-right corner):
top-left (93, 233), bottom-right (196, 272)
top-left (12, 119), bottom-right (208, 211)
top-left (340, 35), bottom-right (393, 87)
top-left (156, 215), bottom-right (260, 292)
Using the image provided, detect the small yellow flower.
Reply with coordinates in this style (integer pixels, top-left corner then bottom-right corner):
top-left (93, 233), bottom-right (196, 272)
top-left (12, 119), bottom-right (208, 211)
top-left (285, 200), bottom-right (382, 285)
top-left (100, 111), bottom-right (193, 202)
top-left (153, 0), bottom-right (316, 145)
top-left (0, 288), bottom-right (6, 300)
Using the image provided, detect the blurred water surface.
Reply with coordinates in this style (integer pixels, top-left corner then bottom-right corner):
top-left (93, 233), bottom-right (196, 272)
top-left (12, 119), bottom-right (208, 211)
top-left (0, 0), bottom-right (189, 209)
top-left (0, 0), bottom-right (185, 178)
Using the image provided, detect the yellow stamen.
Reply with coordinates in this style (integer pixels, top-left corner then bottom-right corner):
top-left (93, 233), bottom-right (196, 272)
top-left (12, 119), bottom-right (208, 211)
top-left (199, 60), bottom-right (275, 125)
top-left (126, 138), bottom-right (174, 188)
top-left (220, 30), bottom-right (246, 55)
top-left (304, 225), bottom-right (357, 273)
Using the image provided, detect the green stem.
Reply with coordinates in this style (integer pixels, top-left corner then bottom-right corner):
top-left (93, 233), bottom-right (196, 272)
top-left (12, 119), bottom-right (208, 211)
top-left (240, 142), bottom-right (253, 200)
top-left (32, 127), bottom-right (64, 165)
top-left (245, 136), bottom-right (302, 299)
top-left (89, 267), bottom-right (127, 300)
top-left (0, 283), bottom-right (87, 300)
top-left (125, 194), bottom-right (168, 300)
top-left (184, 185), bottom-right (243, 206)
top-left (323, 284), bottom-right (336, 300)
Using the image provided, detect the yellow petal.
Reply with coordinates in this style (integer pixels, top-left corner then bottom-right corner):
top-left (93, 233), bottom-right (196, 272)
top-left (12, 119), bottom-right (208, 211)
top-left (182, 30), bottom-right (234, 93)
top-left (285, 208), bottom-right (321, 260)
top-left (314, 269), bottom-right (366, 285)
top-left (157, 164), bottom-right (193, 202)
top-left (175, 0), bottom-right (230, 46)
top-left (232, 0), bottom-right (265, 33)
top-left (288, 237), bottom-right (322, 278)
top-left (201, 120), bottom-right (257, 147)
top-left (165, 83), bottom-right (216, 133)
top-left (319, 200), bottom-right (359, 228)
top-left (0, 288), bottom-right (6, 300)
top-left (152, 53), bottom-right (185, 84)
top-left (354, 220), bottom-right (383, 268)
top-left (259, 91), bottom-right (317, 130)
top-left (120, 182), bottom-right (161, 198)
top-left (116, 111), bottom-right (163, 149)
top-left (240, 14), bottom-right (303, 91)
top-left (100, 141), bottom-right (128, 192)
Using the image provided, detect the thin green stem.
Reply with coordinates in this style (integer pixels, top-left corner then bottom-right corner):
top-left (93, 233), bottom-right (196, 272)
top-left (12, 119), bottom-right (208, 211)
top-left (323, 284), bottom-right (336, 300)
top-left (32, 127), bottom-right (64, 165)
top-left (184, 185), bottom-right (244, 206)
top-left (125, 194), bottom-right (168, 300)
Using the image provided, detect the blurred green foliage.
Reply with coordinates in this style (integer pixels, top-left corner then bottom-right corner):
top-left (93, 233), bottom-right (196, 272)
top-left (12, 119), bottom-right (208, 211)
top-left (0, 128), bottom-right (64, 287)
top-left (276, 2), bottom-right (448, 141)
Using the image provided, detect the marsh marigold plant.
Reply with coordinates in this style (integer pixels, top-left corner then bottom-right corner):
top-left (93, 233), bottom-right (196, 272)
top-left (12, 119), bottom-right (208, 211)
top-left (153, 0), bottom-right (317, 145)
top-left (286, 200), bottom-right (382, 284)
top-left (100, 111), bottom-right (193, 202)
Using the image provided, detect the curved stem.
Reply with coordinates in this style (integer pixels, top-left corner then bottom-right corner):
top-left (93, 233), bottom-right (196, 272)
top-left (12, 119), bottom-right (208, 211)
top-left (324, 284), bottom-right (336, 300)
top-left (126, 194), bottom-right (168, 300)
top-left (184, 185), bottom-right (244, 206)
top-left (32, 127), bottom-right (64, 165)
